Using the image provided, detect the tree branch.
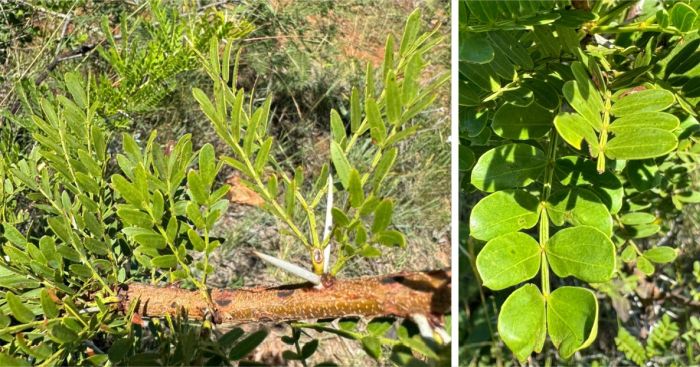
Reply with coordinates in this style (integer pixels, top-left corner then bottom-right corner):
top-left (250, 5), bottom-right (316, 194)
top-left (118, 270), bottom-right (450, 324)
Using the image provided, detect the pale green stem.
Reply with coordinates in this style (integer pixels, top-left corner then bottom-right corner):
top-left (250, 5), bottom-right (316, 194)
top-left (540, 132), bottom-right (558, 297)
top-left (597, 92), bottom-right (612, 174)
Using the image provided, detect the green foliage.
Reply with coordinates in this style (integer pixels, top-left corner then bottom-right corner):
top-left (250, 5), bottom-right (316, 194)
top-left (297, 316), bottom-right (451, 366)
top-left (616, 314), bottom-right (684, 366)
top-left (193, 8), bottom-right (447, 276)
top-left (0, 6), bottom-right (447, 366)
top-left (92, 1), bottom-right (253, 128)
top-left (460, 0), bottom-right (699, 363)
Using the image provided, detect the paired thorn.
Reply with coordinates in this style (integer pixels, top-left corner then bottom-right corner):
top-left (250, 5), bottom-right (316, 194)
top-left (253, 250), bottom-right (321, 285)
top-left (256, 174), bottom-right (334, 287)
top-left (322, 173), bottom-right (333, 274)
top-left (410, 313), bottom-right (450, 344)
top-left (410, 313), bottom-right (434, 341)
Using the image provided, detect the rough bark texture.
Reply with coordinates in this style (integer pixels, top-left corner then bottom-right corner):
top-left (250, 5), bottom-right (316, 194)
top-left (119, 270), bottom-right (450, 323)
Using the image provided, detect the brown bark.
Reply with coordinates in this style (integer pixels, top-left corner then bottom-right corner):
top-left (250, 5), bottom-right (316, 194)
top-left (118, 269), bottom-right (450, 324)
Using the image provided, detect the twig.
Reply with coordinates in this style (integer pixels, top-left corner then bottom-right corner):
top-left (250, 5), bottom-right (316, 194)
top-left (118, 269), bottom-right (450, 324)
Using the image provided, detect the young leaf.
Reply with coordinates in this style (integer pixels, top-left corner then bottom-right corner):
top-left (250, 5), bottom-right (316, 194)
top-left (187, 229), bottom-right (206, 252)
top-left (399, 9), bottom-right (421, 56)
top-left (382, 34), bottom-right (394, 81)
top-left (112, 175), bottom-right (144, 207)
top-left (372, 199), bottom-right (393, 233)
top-left (330, 109), bottom-right (346, 145)
top-left (255, 137), bottom-right (273, 174)
top-left (199, 143), bottom-right (217, 185)
top-left (366, 98), bottom-right (387, 145)
top-left (637, 256), bottom-right (655, 275)
top-left (2, 224), bottom-right (27, 247)
top-left (385, 71), bottom-right (401, 125)
top-left (348, 169), bottom-right (364, 208)
top-left (64, 72), bottom-right (87, 109)
top-left (187, 171), bottom-right (209, 205)
top-left (193, 88), bottom-right (221, 125)
top-left (330, 141), bottom-right (352, 189)
top-left (372, 147), bottom-right (397, 192)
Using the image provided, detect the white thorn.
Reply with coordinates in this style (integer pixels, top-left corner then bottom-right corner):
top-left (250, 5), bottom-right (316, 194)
top-left (410, 313), bottom-right (435, 341)
top-left (322, 173), bottom-right (333, 274)
top-left (253, 250), bottom-right (321, 285)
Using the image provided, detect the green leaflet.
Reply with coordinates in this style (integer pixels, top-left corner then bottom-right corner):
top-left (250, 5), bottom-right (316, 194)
top-left (668, 2), bottom-right (698, 32)
top-left (6, 292), bottom-right (35, 323)
top-left (492, 102), bottom-right (554, 140)
top-left (460, 32), bottom-right (494, 64)
top-left (554, 156), bottom-right (623, 214)
top-left (460, 62), bottom-right (499, 92)
top-left (523, 77), bottom-right (561, 110)
top-left (562, 80), bottom-right (603, 131)
top-left (476, 232), bottom-right (541, 290)
top-left (637, 256), bottom-right (655, 275)
top-left (488, 31), bottom-right (533, 70)
top-left (608, 112), bottom-right (679, 133)
top-left (643, 246), bottom-right (677, 264)
top-left (497, 284), bottom-right (546, 363)
top-left (604, 128), bottom-right (678, 160)
top-left (547, 286), bottom-right (599, 359)
top-left (554, 112), bottom-right (599, 152)
top-left (620, 212), bottom-right (656, 225)
top-left (471, 143), bottom-right (546, 192)
top-left (547, 188), bottom-right (613, 237)
top-left (626, 159), bottom-right (661, 191)
top-left (546, 226), bottom-right (615, 283)
top-left (330, 141), bottom-right (352, 189)
top-left (470, 190), bottom-right (541, 241)
top-left (611, 89), bottom-right (675, 116)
